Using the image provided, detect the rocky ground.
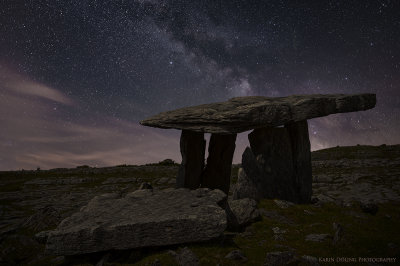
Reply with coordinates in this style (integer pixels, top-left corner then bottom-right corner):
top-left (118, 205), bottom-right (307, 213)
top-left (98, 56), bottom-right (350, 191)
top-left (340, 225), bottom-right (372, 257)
top-left (311, 144), bottom-right (400, 205)
top-left (0, 145), bottom-right (399, 265)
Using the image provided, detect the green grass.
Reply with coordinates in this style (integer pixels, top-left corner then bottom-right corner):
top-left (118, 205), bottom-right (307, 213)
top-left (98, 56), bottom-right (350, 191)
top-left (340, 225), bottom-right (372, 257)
top-left (0, 145), bottom-right (399, 265)
top-left (129, 200), bottom-right (400, 265)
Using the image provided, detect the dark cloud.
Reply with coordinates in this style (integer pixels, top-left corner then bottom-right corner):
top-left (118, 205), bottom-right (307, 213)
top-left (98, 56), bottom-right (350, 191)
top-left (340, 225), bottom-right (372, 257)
top-left (0, 66), bottom-right (181, 170)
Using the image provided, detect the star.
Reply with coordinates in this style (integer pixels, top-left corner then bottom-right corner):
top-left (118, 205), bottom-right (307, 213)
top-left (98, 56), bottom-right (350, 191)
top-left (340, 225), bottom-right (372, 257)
top-left (0, 0), bottom-right (398, 170)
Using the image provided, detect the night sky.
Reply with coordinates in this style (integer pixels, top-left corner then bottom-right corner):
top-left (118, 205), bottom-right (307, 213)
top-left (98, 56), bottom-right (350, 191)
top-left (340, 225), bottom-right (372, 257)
top-left (1, 0), bottom-right (399, 170)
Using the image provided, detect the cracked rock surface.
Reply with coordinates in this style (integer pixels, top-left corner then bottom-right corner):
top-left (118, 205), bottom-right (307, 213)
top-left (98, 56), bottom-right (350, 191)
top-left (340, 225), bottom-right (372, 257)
top-left (45, 188), bottom-right (227, 256)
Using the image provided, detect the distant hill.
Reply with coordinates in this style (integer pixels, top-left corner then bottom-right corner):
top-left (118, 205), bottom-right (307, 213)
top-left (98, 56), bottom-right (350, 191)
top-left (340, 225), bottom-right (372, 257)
top-left (311, 144), bottom-right (400, 161)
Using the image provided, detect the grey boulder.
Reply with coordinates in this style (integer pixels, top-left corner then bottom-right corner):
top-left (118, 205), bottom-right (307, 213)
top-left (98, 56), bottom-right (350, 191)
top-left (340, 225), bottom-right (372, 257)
top-left (44, 188), bottom-right (227, 256)
top-left (232, 167), bottom-right (261, 200)
top-left (168, 247), bottom-right (200, 266)
top-left (225, 249), bottom-right (248, 262)
top-left (274, 200), bottom-right (295, 209)
top-left (226, 198), bottom-right (260, 231)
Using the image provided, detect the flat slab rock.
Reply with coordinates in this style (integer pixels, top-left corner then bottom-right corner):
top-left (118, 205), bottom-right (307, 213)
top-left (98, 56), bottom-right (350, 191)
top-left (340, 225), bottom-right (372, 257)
top-left (44, 188), bottom-right (227, 256)
top-left (140, 94), bottom-right (376, 134)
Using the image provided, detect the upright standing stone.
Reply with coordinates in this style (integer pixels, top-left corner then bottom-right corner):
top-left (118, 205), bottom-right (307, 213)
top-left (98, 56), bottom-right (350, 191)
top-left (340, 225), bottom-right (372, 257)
top-left (247, 127), bottom-right (298, 201)
top-left (177, 130), bottom-right (206, 189)
top-left (234, 123), bottom-right (312, 203)
top-left (285, 120), bottom-right (312, 203)
top-left (202, 134), bottom-right (237, 194)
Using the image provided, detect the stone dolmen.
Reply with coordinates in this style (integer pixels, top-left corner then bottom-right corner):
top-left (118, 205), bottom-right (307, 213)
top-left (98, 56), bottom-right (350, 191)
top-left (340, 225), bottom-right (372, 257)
top-left (40, 93), bottom-right (376, 256)
top-left (141, 94), bottom-right (376, 203)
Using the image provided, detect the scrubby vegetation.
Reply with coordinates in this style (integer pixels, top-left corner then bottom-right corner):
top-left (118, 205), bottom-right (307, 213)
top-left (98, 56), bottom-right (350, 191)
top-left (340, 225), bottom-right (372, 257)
top-left (0, 145), bottom-right (399, 265)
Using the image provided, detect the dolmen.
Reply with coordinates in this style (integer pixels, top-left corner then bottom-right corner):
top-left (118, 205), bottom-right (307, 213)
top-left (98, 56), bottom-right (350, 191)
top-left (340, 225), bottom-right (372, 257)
top-left (141, 94), bottom-right (376, 203)
top-left (41, 94), bottom-right (376, 256)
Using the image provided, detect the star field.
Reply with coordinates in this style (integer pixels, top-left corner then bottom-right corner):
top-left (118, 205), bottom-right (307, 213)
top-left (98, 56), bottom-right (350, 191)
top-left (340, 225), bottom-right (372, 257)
top-left (0, 0), bottom-right (399, 170)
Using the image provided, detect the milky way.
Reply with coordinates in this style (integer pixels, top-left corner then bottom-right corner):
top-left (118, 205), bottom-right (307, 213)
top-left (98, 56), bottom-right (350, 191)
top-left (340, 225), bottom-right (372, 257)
top-left (1, 0), bottom-right (399, 170)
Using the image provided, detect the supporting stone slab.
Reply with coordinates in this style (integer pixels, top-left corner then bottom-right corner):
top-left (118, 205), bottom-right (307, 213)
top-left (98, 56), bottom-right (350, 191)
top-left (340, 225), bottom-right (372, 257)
top-left (202, 134), bottom-right (237, 194)
top-left (285, 120), bottom-right (312, 203)
top-left (247, 127), bottom-right (297, 201)
top-left (234, 120), bottom-right (312, 203)
top-left (176, 130), bottom-right (206, 189)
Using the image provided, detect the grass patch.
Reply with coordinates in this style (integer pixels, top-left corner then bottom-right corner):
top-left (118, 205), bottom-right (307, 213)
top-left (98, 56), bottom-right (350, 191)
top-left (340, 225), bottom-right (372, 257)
top-left (0, 145), bottom-right (399, 265)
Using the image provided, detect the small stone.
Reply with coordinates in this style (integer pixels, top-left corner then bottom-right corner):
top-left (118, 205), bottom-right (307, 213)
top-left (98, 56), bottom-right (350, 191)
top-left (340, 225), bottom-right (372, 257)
top-left (313, 194), bottom-right (336, 203)
top-left (273, 234), bottom-right (285, 241)
top-left (139, 182), bottom-right (153, 190)
top-left (34, 230), bottom-right (50, 244)
top-left (157, 177), bottom-right (170, 184)
top-left (167, 250), bottom-right (178, 257)
top-left (225, 250), bottom-right (248, 262)
top-left (274, 199), bottom-right (295, 209)
top-left (272, 227), bottom-right (287, 234)
top-left (151, 258), bottom-right (162, 266)
top-left (303, 210), bottom-right (314, 215)
top-left (305, 234), bottom-right (331, 242)
top-left (175, 247), bottom-right (199, 266)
